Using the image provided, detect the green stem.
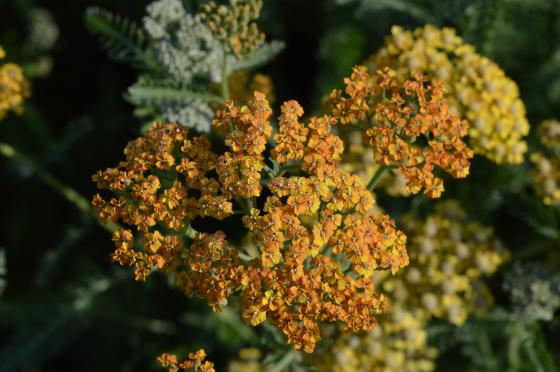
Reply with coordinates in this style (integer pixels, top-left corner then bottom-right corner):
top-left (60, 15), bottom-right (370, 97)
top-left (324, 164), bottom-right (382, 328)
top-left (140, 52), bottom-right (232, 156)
top-left (0, 142), bottom-right (118, 233)
top-left (277, 163), bottom-right (301, 178)
top-left (507, 321), bottom-right (522, 369)
top-left (238, 252), bottom-right (252, 262)
top-left (185, 223), bottom-right (198, 239)
top-left (220, 52), bottom-right (230, 100)
top-left (366, 164), bottom-right (392, 192)
top-left (266, 350), bottom-right (298, 372)
top-left (235, 197), bottom-right (250, 213)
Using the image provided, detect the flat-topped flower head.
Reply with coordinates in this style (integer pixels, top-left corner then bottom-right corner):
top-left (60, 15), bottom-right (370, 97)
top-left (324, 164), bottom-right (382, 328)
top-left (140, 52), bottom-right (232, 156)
top-left (393, 200), bottom-right (508, 325)
top-left (93, 91), bottom-right (409, 353)
top-left (370, 24), bottom-right (529, 164)
top-left (329, 65), bottom-right (473, 198)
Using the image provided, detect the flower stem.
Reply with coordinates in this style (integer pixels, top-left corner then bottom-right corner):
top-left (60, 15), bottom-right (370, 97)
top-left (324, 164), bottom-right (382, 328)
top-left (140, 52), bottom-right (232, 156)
top-left (185, 222), bottom-right (198, 239)
top-left (0, 142), bottom-right (118, 233)
top-left (267, 350), bottom-right (298, 372)
top-left (366, 164), bottom-right (392, 192)
top-left (220, 52), bottom-right (230, 100)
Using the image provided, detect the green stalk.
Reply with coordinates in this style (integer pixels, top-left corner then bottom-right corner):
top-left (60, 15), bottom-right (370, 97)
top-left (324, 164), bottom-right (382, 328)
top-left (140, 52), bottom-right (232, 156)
top-left (366, 164), bottom-right (392, 192)
top-left (266, 350), bottom-right (298, 372)
top-left (0, 142), bottom-right (118, 233)
top-left (220, 52), bottom-right (230, 100)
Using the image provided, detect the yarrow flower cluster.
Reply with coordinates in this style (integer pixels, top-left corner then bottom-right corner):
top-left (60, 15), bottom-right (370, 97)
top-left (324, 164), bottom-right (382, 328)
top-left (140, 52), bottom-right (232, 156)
top-left (530, 119), bottom-right (560, 206)
top-left (0, 46), bottom-right (31, 121)
top-left (319, 306), bottom-right (438, 372)
top-left (504, 263), bottom-right (560, 322)
top-left (144, 0), bottom-right (223, 84)
top-left (229, 70), bottom-right (275, 106)
top-left (158, 349), bottom-right (215, 372)
top-left (227, 348), bottom-right (263, 372)
top-left (370, 25), bottom-right (529, 164)
top-left (318, 200), bottom-right (507, 371)
top-left (391, 201), bottom-right (508, 325)
top-left (199, 0), bottom-right (265, 59)
top-left (93, 87), bottom-right (414, 352)
top-left (329, 66), bottom-right (473, 198)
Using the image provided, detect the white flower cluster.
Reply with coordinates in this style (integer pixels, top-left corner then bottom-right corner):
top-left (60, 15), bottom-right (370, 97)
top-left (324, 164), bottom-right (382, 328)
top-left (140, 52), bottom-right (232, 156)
top-left (161, 100), bottom-right (214, 133)
top-left (144, 0), bottom-right (223, 83)
top-left (504, 263), bottom-right (560, 322)
top-left (29, 8), bottom-right (59, 52)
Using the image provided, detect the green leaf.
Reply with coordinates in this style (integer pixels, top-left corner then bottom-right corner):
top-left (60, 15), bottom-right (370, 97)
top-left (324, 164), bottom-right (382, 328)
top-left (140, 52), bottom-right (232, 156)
top-left (127, 78), bottom-right (224, 106)
top-left (337, 0), bottom-right (433, 22)
top-left (231, 40), bottom-right (285, 71)
top-left (85, 7), bottom-right (156, 69)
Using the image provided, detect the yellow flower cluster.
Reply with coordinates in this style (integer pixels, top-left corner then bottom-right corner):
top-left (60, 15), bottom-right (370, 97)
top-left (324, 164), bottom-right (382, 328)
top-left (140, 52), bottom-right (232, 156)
top-left (228, 348), bottom-right (263, 372)
top-left (0, 46), bottom-right (31, 121)
top-left (229, 70), bottom-right (275, 105)
top-left (396, 200), bottom-right (508, 325)
top-left (538, 119), bottom-right (560, 150)
top-left (370, 25), bottom-right (529, 164)
top-left (200, 0), bottom-right (265, 58)
top-left (93, 90), bottom-right (410, 353)
top-left (329, 66), bottom-right (473, 198)
top-left (320, 306), bottom-right (438, 372)
top-left (158, 349), bottom-right (215, 372)
top-left (530, 120), bottom-right (560, 205)
top-left (318, 200), bottom-right (507, 371)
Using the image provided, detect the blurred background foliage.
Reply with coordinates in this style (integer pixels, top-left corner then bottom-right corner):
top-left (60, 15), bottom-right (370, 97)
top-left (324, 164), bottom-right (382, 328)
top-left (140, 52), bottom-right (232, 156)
top-left (0, 0), bottom-right (559, 371)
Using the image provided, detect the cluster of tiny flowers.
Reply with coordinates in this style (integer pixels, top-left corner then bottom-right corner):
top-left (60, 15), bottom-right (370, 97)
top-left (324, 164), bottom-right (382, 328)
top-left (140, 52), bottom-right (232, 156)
top-left (144, 0), bottom-right (223, 84)
top-left (0, 46), bottom-right (31, 121)
top-left (317, 200), bottom-right (506, 372)
top-left (394, 200), bottom-right (508, 325)
top-left (329, 65), bottom-right (473, 198)
top-left (537, 119), bottom-right (560, 150)
top-left (530, 120), bottom-right (560, 205)
top-left (339, 131), bottom-right (411, 198)
top-left (504, 263), bottom-right (560, 322)
top-left (370, 25), bottom-right (529, 164)
top-left (227, 348), bottom-right (263, 372)
top-left (160, 99), bottom-right (215, 134)
top-left (200, 0), bottom-right (265, 59)
top-left (319, 305), bottom-right (438, 372)
top-left (158, 349), bottom-right (215, 372)
top-left (229, 70), bottom-right (275, 106)
top-left (93, 90), bottom-right (409, 353)
top-left (28, 8), bottom-right (59, 53)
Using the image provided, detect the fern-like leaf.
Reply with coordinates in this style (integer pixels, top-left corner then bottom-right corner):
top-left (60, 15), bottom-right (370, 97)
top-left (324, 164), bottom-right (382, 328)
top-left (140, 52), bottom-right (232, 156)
top-left (85, 7), bottom-right (156, 70)
top-left (231, 40), bottom-right (285, 71)
top-left (127, 77), bottom-right (224, 106)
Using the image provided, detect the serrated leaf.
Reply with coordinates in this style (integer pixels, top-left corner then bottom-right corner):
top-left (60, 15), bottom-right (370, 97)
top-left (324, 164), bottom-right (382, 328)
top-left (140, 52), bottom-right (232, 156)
top-left (85, 7), bottom-right (157, 70)
top-left (339, 0), bottom-right (433, 21)
top-left (231, 40), bottom-right (285, 71)
top-left (127, 78), bottom-right (224, 106)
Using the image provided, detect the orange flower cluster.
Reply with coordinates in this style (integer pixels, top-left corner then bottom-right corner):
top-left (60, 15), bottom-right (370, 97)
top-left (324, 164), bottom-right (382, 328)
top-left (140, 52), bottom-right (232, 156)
top-left (329, 66), bottom-right (473, 198)
top-left (93, 91), bottom-right (410, 353)
top-left (92, 121), bottom-right (233, 280)
top-left (213, 91), bottom-right (272, 198)
top-left (237, 110), bottom-right (408, 350)
top-left (158, 349), bottom-right (215, 372)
